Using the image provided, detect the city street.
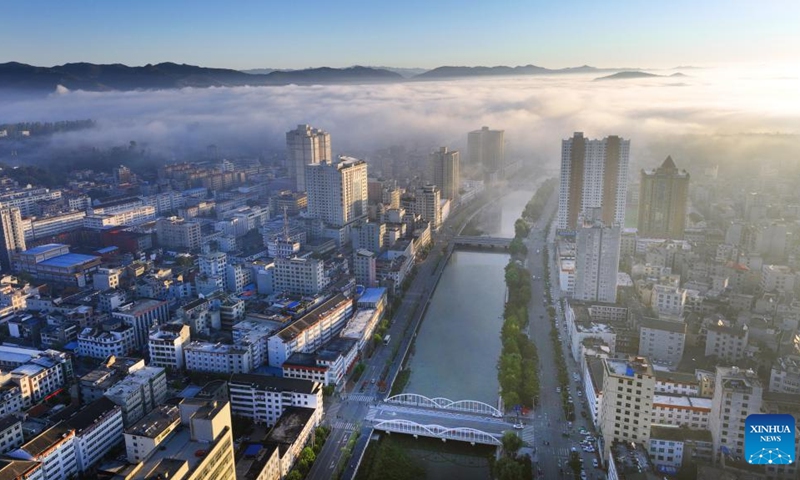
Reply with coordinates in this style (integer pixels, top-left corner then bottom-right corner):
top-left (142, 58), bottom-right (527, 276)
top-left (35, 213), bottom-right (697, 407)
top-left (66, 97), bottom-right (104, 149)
top-left (525, 192), bottom-right (605, 480)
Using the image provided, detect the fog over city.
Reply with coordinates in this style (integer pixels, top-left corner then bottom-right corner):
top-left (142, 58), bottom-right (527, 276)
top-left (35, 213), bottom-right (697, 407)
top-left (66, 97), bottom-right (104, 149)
top-left (2, 65), bottom-right (799, 170)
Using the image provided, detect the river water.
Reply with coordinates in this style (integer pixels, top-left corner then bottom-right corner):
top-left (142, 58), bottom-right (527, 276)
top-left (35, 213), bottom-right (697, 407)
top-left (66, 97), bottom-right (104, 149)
top-left (392, 188), bottom-right (536, 479)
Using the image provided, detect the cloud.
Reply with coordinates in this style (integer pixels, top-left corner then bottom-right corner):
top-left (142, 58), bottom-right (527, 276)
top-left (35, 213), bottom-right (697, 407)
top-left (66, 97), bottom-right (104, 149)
top-left (1, 67), bottom-right (799, 172)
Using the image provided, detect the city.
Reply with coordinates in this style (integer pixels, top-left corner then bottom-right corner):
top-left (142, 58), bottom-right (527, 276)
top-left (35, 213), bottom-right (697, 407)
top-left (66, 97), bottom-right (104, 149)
top-left (0, 2), bottom-right (799, 480)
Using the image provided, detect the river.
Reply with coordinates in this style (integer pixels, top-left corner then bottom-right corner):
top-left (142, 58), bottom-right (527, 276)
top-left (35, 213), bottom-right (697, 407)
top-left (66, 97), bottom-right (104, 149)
top-left (391, 188), bottom-right (536, 479)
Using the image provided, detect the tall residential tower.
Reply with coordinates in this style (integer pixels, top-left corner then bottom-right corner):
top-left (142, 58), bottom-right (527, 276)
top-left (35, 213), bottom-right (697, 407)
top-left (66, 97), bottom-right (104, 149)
top-left (468, 126), bottom-right (505, 182)
top-left (286, 124), bottom-right (331, 192)
top-left (0, 207), bottom-right (26, 272)
top-left (430, 147), bottom-right (460, 202)
top-left (306, 157), bottom-right (368, 228)
top-left (637, 156), bottom-right (690, 239)
top-left (557, 132), bottom-right (630, 231)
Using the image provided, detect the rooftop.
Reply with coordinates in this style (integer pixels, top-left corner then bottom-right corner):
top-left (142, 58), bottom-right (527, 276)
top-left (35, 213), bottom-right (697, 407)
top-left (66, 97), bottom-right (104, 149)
top-left (63, 397), bottom-right (119, 434)
top-left (235, 443), bottom-right (279, 480)
top-left (185, 341), bottom-right (249, 355)
top-left (16, 422), bottom-right (73, 458)
top-left (340, 308), bottom-right (377, 339)
top-left (652, 394), bottom-right (712, 410)
top-left (125, 404), bottom-right (180, 438)
top-left (229, 374), bottom-right (318, 395)
top-left (605, 356), bottom-right (654, 378)
top-left (38, 253), bottom-right (100, 268)
top-left (610, 440), bottom-right (655, 477)
top-left (276, 294), bottom-right (351, 341)
top-left (654, 370), bottom-right (698, 385)
top-left (357, 287), bottom-right (386, 307)
top-left (650, 425), bottom-right (713, 443)
top-left (263, 407), bottom-right (315, 455)
top-left (640, 317), bottom-right (687, 334)
top-left (132, 423), bottom-right (229, 480)
top-left (18, 243), bottom-right (67, 256)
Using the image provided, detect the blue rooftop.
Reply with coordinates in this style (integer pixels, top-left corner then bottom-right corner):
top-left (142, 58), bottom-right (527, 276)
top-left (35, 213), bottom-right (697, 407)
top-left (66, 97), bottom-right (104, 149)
top-left (38, 253), bottom-right (100, 268)
top-left (358, 287), bottom-right (387, 305)
top-left (96, 246), bottom-right (118, 254)
top-left (22, 243), bottom-right (67, 255)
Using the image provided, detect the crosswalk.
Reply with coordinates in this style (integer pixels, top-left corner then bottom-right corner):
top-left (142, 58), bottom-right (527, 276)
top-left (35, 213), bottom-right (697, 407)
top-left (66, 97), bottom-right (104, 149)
top-left (345, 393), bottom-right (376, 403)
top-left (520, 427), bottom-right (536, 445)
top-left (331, 421), bottom-right (358, 431)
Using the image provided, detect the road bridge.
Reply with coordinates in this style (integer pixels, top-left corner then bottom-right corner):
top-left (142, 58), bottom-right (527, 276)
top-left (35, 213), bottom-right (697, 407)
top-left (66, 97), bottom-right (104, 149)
top-left (366, 395), bottom-right (517, 446)
top-left (453, 236), bottom-right (513, 250)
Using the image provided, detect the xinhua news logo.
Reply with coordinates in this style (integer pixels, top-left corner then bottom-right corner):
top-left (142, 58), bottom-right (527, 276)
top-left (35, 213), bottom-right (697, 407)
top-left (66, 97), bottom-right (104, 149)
top-left (745, 414), bottom-right (795, 465)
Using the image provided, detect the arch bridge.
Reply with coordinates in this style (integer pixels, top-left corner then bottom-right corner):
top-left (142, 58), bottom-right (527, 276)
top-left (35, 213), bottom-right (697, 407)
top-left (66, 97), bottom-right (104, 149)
top-left (373, 419), bottom-right (503, 446)
top-left (384, 393), bottom-right (504, 418)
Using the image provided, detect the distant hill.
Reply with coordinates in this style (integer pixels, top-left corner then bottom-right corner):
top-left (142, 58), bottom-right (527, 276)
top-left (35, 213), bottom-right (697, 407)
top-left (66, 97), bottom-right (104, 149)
top-left (0, 62), bottom-right (404, 92)
top-left (594, 71), bottom-right (687, 81)
top-left (414, 64), bottom-right (607, 79)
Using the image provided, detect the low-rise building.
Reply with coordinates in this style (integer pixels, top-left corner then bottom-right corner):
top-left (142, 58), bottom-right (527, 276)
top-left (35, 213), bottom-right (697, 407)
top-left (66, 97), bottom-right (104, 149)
top-left (769, 355), bottom-right (800, 394)
top-left (262, 407), bottom-right (317, 479)
top-left (184, 341), bottom-right (253, 375)
top-left (6, 422), bottom-right (77, 480)
top-left (705, 322), bottom-right (749, 362)
top-left (267, 294), bottom-right (353, 367)
top-left (77, 321), bottom-right (136, 359)
top-left (104, 366), bottom-right (168, 426)
top-left (0, 415), bottom-right (24, 454)
top-left (12, 244), bottom-right (101, 287)
top-left (65, 397), bottom-right (124, 472)
top-left (228, 374), bottom-right (322, 428)
top-left (638, 317), bottom-right (686, 367)
top-left (148, 323), bottom-right (191, 371)
top-left (651, 394), bottom-right (711, 430)
top-left (648, 425), bottom-right (713, 473)
top-left (124, 404), bottom-right (181, 464)
top-left (282, 337), bottom-right (359, 387)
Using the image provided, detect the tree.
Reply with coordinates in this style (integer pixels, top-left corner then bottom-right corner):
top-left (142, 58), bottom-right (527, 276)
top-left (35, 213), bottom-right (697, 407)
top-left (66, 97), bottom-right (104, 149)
top-left (495, 457), bottom-right (525, 480)
top-left (502, 431), bottom-right (523, 458)
top-left (285, 471), bottom-right (303, 480)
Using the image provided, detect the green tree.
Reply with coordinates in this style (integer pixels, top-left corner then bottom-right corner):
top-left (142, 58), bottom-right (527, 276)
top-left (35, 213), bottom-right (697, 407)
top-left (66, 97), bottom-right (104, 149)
top-left (495, 457), bottom-right (526, 480)
top-left (285, 470), bottom-right (302, 480)
top-left (502, 431), bottom-right (523, 458)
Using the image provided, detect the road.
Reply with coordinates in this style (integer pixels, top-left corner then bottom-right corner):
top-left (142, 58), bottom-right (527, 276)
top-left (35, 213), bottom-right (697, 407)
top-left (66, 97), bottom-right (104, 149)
top-left (524, 192), bottom-right (606, 480)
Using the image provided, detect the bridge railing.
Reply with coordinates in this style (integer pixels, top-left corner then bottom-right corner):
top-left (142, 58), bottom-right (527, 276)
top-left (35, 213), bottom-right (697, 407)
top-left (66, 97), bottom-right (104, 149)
top-left (373, 419), bottom-right (502, 445)
top-left (384, 393), bottom-right (504, 418)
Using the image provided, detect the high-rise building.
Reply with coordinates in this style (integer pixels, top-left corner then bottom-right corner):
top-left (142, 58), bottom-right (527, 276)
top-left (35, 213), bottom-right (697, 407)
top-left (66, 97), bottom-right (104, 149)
top-left (557, 132), bottom-right (630, 231)
top-left (574, 215), bottom-right (621, 303)
top-left (0, 207), bottom-right (26, 272)
top-left (414, 185), bottom-right (442, 230)
top-left (430, 147), bottom-right (460, 201)
top-left (467, 126), bottom-right (505, 182)
top-left (306, 157), bottom-right (368, 227)
top-left (598, 356), bottom-right (655, 458)
top-left (286, 124), bottom-right (331, 192)
top-left (709, 366), bottom-right (762, 463)
top-left (637, 156), bottom-right (690, 239)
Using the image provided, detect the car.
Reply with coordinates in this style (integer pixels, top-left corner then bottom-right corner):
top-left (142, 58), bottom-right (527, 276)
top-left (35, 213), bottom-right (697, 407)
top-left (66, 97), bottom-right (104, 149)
top-left (371, 378), bottom-right (376, 384)
top-left (513, 423), bottom-right (524, 430)
top-left (592, 459), bottom-right (599, 468)
top-left (580, 470), bottom-right (587, 480)
top-left (577, 391), bottom-right (583, 396)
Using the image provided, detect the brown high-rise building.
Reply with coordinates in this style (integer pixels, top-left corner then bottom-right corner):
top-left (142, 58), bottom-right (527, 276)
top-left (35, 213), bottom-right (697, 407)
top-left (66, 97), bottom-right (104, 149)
top-left (637, 156), bottom-right (690, 239)
top-left (557, 133), bottom-right (630, 231)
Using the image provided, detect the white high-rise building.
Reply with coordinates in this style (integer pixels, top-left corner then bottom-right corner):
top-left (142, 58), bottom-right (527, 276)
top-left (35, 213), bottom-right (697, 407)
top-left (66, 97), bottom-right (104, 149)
top-left (709, 366), bottom-right (762, 463)
top-left (0, 207), bottom-right (26, 272)
top-left (557, 132), bottom-right (630, 231)
top-left (306, 157), bottom-right (368, 227)
top-left (415, 185), bottom-right (442, 230)
top-left (286, 124), bottom-right (331, 192)
top-left (598, 356), bottom-right (655, 458)
top-left (574, 216), bottom-right (621, 303)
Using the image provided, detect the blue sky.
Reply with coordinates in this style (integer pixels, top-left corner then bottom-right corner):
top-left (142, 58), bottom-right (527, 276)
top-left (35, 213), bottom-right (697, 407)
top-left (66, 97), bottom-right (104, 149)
top-left (2, 0), bottom-right (798, 69)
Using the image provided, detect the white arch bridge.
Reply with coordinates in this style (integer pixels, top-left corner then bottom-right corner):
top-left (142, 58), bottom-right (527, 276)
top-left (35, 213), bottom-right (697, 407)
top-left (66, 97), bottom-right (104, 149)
top-left (373, 419), bottom-right (503, 445)
top-left (384, 393), bottom-right (504, 418)
top-left (366, 394), bottom-right (516, 446)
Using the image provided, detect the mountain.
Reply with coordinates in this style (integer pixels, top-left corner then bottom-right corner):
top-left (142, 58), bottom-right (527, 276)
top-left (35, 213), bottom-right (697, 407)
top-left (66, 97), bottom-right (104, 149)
top-left (0, 62), bottom-right (404, 92)
top-left (593, 71), bottom-right (687, 81)
top-left (369, 66), bottom-right (429, 78)
top-left (414, 64), bottom-right (605, 79)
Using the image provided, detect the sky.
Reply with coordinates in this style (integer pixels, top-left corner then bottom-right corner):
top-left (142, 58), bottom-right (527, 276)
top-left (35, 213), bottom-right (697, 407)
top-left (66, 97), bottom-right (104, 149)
top-left (2, 0), bottom-right (799, 70)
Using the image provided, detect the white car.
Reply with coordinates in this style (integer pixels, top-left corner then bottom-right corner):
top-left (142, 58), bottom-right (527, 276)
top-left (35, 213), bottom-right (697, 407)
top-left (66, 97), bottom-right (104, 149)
top-left (513, 423), bottom-right (524, 430)
top-left (592, 458), bottom-right (599, 468)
